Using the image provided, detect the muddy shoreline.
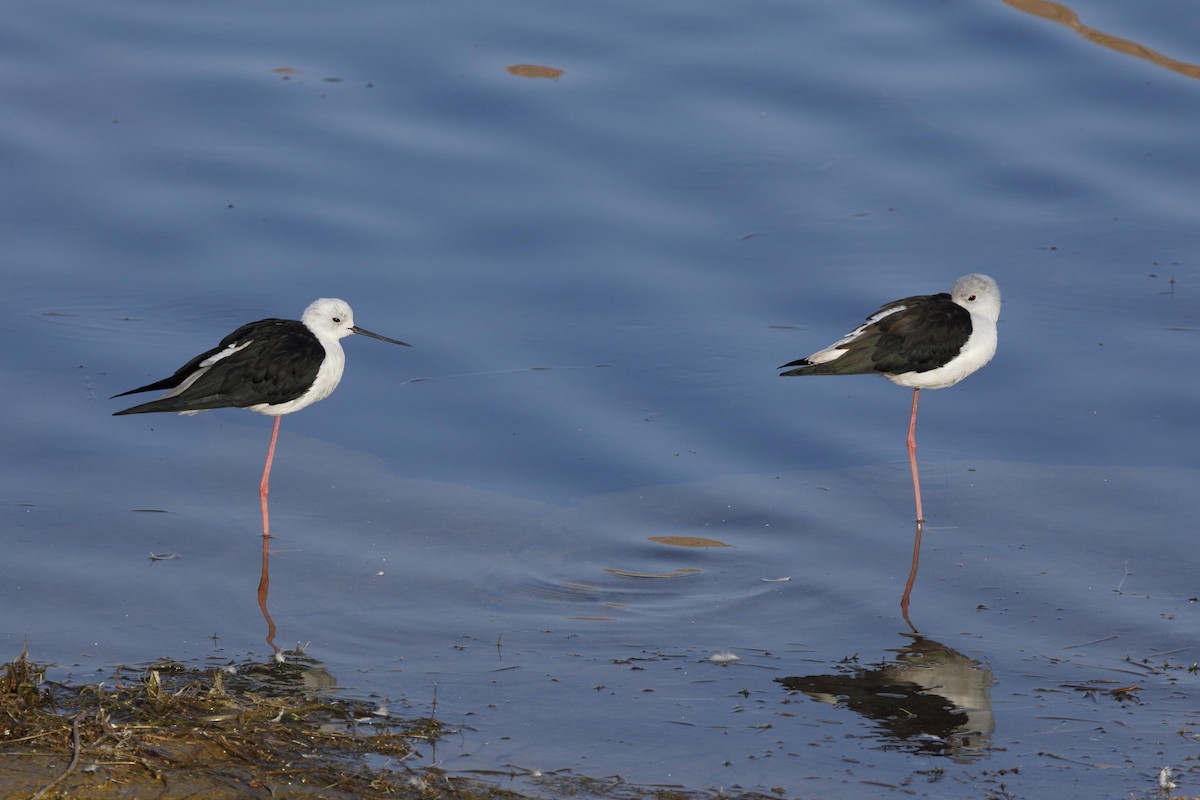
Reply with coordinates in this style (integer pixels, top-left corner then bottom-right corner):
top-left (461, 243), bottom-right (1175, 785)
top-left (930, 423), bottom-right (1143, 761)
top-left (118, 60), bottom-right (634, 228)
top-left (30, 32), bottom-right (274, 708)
top-left (0, 647), bottom-right (776, 800)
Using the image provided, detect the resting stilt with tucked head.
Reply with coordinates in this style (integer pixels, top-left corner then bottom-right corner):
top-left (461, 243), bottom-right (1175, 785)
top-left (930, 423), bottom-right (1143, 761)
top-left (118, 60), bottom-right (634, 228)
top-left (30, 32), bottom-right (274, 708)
top-left (779, 274), bottom-right (1001, 524)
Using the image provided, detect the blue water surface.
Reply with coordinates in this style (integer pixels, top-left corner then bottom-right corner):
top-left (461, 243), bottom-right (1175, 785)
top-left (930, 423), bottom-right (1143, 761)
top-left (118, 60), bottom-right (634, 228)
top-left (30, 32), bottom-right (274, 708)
top-left (4, 0), bottom-right (1200, 796)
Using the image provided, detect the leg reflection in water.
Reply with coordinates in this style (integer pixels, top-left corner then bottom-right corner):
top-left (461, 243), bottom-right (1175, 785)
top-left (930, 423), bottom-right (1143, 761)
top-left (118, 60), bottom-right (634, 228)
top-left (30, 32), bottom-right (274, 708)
top-left (900, 519), bottom-right (923, 633)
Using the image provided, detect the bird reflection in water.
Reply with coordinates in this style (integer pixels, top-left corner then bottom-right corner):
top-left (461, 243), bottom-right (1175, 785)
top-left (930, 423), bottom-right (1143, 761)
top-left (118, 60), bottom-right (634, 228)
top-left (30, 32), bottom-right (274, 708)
top-left (777, 636), bottom-right (994, 761)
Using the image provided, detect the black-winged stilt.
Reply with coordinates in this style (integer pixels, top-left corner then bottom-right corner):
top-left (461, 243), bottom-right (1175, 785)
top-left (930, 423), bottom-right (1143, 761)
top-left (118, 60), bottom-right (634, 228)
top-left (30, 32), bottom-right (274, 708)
top-left (113, 298), bottom-right (410, 536)
top-left (778, 274), bottom-right (1001, 525)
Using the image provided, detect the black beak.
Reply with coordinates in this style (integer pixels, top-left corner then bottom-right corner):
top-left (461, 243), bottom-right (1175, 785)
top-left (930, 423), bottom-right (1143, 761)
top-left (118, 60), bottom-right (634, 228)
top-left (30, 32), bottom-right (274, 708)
top-left (352, 327), bottom-right (412, 347)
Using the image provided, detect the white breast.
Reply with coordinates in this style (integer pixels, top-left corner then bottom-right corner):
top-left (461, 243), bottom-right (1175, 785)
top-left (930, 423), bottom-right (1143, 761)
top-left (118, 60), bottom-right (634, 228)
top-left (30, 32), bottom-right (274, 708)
top-left (885, 313), bottom-right (998, 390)
top-left (251, 339), bottom-right (347, 416)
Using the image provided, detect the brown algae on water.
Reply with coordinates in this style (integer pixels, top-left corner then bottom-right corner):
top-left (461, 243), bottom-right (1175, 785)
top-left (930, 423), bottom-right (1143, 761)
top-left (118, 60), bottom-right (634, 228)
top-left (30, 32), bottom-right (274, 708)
top-left (0, 646), bottom-right (779, 800)
top-left (0, 645), bottom-right (458, 799)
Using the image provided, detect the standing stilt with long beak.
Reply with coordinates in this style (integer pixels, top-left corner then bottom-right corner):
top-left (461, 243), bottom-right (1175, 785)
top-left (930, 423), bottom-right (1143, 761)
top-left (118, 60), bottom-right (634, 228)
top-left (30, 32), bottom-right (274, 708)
top-left (113, 298), bottom-right (411, 538)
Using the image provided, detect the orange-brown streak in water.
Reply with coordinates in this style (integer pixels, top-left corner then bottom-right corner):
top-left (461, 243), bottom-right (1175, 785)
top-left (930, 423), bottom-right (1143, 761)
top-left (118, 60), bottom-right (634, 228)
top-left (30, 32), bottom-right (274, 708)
top-left (257, 534), bottom-right (279, 656)
top-left (900, 520), bottom-right (923, 634)
top-left (506, 64), bottom-right (564, 79)
top-left (1004, 0), bottom-right (1200, 79)
top-left (647, 536), bottom-right (733, 548)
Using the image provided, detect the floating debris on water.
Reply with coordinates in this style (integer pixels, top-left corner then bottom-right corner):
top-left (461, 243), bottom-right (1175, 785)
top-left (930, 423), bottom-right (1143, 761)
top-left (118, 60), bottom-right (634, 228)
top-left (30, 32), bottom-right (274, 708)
top-left (648, 535), bottom-right (732, 548)
top-left (506, 63), bottom-right (564, 79)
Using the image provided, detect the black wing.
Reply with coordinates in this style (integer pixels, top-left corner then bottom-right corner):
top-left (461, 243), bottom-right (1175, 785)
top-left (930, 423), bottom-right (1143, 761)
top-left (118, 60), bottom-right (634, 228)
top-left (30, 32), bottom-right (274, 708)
top-left (113, 319), bottom-right (324, 414)
top-left (869, 295), bottom-right (970, 374)
top-left (780, 293), bottom-right (969, 376)
top-left (111, 319), bottom-right (281, 398)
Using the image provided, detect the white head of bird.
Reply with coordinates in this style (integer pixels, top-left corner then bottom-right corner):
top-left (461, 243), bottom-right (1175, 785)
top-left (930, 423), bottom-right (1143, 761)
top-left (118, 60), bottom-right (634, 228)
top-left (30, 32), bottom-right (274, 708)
top-left (293, 298), bottom-right (411, 413)
top-left (305, 298), bottom-right (367, 342)
top-left (951, 273), bottom-right (1001, 324)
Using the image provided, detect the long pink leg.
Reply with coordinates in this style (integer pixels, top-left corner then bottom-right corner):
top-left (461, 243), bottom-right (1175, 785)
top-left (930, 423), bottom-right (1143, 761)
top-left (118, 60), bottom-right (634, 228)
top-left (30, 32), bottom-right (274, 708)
top-left (906, 388), bottom-right (923, 524)
top-left (260, 416), bottom-right (281, 538)
top-left (901, 388), bottom-right (925, 630)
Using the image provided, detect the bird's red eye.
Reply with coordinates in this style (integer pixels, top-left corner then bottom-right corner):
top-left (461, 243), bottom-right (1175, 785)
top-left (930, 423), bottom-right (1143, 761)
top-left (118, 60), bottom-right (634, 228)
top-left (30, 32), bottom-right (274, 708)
top-left (967, 295), bottom-right (976, 301)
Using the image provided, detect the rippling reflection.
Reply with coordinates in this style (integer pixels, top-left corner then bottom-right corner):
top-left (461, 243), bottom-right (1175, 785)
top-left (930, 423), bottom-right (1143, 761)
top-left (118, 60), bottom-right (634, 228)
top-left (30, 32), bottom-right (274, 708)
top-left (1004, 0), bottom-right (1200, 79)
top-left (257, 535), bottom-right (279, 658)
top-left (601, 567), bottom-right (700, 578)
top-left (900, 519), bottom-right (923, 633)
top-left (777, 635), bottom-right (995, 761)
